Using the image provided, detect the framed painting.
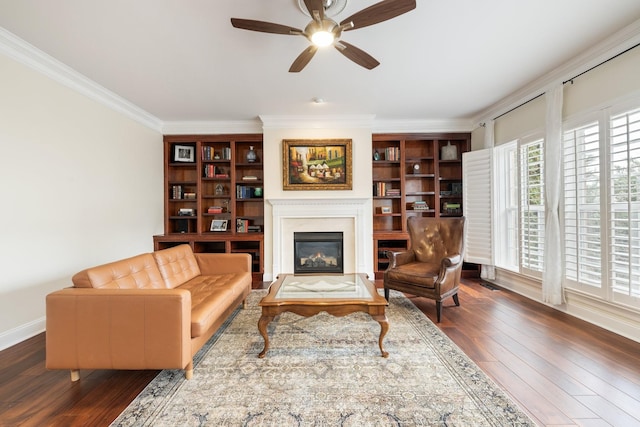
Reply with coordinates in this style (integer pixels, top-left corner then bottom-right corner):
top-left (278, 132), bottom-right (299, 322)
top-left (283, 139), bottom-right (352, 191)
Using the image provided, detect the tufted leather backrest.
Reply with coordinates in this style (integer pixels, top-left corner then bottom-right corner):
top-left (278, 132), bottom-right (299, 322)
top-left (72, 253), bottom-right (166, 289)
top-left (153, 244), bottom-right (201, 289)
top-left (408, 216), bottom-right (465, 264)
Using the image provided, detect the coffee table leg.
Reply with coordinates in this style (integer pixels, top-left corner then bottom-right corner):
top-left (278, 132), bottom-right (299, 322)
top-left (257, 315), bottom-right (273, 358)
top-left (375, 315), bottom-right (389, 358)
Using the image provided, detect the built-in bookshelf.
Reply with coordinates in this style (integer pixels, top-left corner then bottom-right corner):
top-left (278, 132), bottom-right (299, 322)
top-left (371, 133), bottom-right (470, 278)
top-left (156, 134), bottom-right (264, 283)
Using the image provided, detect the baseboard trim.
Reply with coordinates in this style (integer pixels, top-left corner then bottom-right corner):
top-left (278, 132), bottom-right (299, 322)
top-left (0, 317), bottom-right (45, 351)
top-left (492, 268), bottom-right (640, 343)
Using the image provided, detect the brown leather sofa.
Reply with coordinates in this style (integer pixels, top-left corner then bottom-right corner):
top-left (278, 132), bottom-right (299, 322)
top-left (45, 244), bottom-right (252, 381)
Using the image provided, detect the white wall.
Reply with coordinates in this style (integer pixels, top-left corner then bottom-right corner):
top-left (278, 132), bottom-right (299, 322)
top-left (260, 116), bottom-right (374, 281)
top-left (0, 53), bottom-right (163, 350)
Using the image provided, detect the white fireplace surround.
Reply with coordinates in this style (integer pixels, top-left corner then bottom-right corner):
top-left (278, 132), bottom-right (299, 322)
top-left (269, 198), bottom-right (373, 279)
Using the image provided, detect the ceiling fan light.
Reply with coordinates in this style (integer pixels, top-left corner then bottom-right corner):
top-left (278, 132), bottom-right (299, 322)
top-left (311, 30), bottom-right (334, 47)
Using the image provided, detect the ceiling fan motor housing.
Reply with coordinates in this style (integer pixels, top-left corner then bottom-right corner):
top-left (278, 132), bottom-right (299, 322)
top-left (298, 0), bottom-right (348, 18)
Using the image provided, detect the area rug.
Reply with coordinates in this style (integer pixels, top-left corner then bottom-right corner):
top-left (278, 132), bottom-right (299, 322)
top-left (111, 290), bottom-right (535, 426)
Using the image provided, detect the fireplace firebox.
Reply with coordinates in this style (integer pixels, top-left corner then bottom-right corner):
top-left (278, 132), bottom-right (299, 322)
top-left (293, 232), bottom-right (343, 274)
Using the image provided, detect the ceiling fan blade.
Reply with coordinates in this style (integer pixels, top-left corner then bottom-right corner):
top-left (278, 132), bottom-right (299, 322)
top-left (339, 0), bottom-right (416, 31)
top-left (231, 18), bottom-right (303, 35)
top-left (289, 46), bottom-right (318, 72)
top-left (335, 41), bottom-right (380, 70)
top-left (303, 0), bottom-right (325, 21)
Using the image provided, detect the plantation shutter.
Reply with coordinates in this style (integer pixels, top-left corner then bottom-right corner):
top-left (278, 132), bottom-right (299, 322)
top-left (609, 107), bottom-right (640, 298)
top-left (520, 139), bottom-right (545, 274)
top-left (462, 148), bottom-right (494, 265)
top-left (562, 122), bottom-right (602, 288)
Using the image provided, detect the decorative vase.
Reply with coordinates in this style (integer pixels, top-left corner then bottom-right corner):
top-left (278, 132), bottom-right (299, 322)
top-left (246, 146), bottom-right (257, 163)
top-left (440, 141), bottom-right (458, 160)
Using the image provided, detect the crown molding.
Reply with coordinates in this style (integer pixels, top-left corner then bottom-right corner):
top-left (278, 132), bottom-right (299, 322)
top-left (0, 27), bottom-right (163, 132)
top-left (472, 18), bottom-right (640, 125)
top-left (162, 120), bottom-right (263, 135)
top-left (372, 118), bottom-right (474, 133)
top-left (259, 114), bottom-right (376, 129)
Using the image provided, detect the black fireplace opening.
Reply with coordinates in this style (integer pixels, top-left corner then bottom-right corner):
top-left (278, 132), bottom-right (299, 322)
top-left (294, 232), bottom-right (344, 274)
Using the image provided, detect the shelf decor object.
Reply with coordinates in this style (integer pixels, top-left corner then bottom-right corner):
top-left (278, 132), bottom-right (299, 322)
top-left (246, 146), bottom-right (257, 163)
top-left (440, 141), bottom-right (458, 160)
top-left (282, 139), bottom-right (352, 191)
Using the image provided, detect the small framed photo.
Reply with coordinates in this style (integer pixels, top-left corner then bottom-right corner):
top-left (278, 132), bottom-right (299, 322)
top-left (173, 144), bottom-right (195, 163)
top-left (210, 219), bottom-right (228, 232)
top-left (380, 206), bottom-right (392, 214)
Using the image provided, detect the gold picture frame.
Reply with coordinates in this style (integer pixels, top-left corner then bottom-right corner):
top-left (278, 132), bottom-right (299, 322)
top-left (283, 139), bottom-right (352, 191)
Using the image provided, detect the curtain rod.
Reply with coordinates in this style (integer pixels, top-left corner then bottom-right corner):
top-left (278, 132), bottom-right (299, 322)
top-left (563, 42), bottom-right (640, 85)
top-left (493, 42), bottom-right (640, 121)
top-left (493, 93), bottom-right (544, 121)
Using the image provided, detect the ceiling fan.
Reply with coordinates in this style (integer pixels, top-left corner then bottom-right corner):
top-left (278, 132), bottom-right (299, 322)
top-left (230, 0), bottom-right (416, 72)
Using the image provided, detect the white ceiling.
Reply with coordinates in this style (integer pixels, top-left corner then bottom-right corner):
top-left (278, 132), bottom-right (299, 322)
top-left (1, 0), bottom-right (640, 128)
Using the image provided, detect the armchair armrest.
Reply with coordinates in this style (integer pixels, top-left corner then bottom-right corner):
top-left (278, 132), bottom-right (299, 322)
top-left (437, 253), bottom-right (464, 294)
top-left (441, 253), bottom-right (462, 268)
top-left (46, 288), bottom-right (192, 372)
top-left (194, 253), bottom-right (251, 275)
top-left (386, 250), bottom-right (416, 269)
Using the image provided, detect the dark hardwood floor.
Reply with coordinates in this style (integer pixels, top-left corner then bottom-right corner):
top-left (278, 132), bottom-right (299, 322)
top-left (2, 278), bottom-right (640, 426)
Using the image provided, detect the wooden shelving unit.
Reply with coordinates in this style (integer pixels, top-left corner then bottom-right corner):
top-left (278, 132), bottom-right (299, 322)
top-left (372, 133), bottom-right (470, 278)
top-left (155, 134), bottom-right (264, 283)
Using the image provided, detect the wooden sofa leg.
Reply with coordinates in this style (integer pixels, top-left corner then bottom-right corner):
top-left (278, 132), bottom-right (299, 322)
top-left (185, 361), bottom-right (193, 380)
top-left (436, 301), bottom-right (442, 323)
top-left (242, 298), bottom-right (247, 309)
top-left (70, 369), bottom-right (80, 382)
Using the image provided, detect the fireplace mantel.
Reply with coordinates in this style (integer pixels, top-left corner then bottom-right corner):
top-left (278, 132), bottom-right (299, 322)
top-left (269, 198), bottom-right (373, 279)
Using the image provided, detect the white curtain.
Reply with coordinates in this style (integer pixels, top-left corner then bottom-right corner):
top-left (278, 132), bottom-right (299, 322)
top-left (542, 84), bottom-right (564, 304)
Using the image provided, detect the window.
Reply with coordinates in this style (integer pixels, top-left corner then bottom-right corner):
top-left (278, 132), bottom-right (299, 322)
top-left (494, 141), bottom-right (519, 271)
top-left (520, 139), bottom-right (545, 275)
top-left (609, 107), bottom-right (640, 301)
top-left (562, 122), bottom-right (603, 289)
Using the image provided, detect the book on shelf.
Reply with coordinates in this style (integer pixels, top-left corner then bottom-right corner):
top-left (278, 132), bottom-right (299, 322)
top-left (183, 192), bottom-right (196, 199)
top-left (204, 164), bottom-right (229, 178)
top-left (384, 146), bottom-right (400, 161)
top-left (202, 146), bottom-right (231, 161)
top-left (236, 185), bottom-right (253, 199)
top-left (171, 185), bottom-right (182, 199)
top-left (207, 206), bottom-right (223, 214)
top-left (242, 175), bottom-right (258, 181)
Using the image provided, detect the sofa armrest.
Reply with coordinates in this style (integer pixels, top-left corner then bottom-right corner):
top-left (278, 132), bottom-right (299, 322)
top-left (386, 250), bottom-right (416, 269)
top-left (194, 253), bottom-right (251, 275)
top-left (46, 288), bottom-right (191, 372)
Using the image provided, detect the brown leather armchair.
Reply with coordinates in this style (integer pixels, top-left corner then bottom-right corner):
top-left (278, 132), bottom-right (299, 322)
top-left (383, 216), bottom-right (465, 322)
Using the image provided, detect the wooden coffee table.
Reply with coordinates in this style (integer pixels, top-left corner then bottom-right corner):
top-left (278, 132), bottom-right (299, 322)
top-left (257, 273), bottom-right (389, 358)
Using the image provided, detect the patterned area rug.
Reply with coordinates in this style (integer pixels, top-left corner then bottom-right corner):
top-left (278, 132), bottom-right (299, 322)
top-left (111, 290), bottom-right (535, 426)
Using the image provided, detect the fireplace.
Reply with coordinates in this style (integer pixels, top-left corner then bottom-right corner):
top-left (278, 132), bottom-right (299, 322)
top-left (294, 232), bottom-right (343, 274)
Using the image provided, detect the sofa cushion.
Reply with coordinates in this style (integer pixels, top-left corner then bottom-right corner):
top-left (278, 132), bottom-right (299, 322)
top-left (178, 273), bottom-right (249, 337)
top-left (153, 245), bottom-right (201, 289)
top-left (72, 253), bottom-right (166, 289)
